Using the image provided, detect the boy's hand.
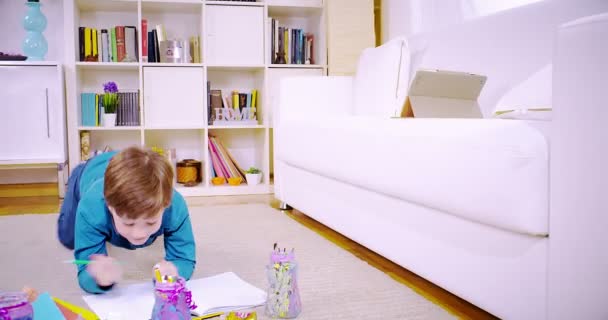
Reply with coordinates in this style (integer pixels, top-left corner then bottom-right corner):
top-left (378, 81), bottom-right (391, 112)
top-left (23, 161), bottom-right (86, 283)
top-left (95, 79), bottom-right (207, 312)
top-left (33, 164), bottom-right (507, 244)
top-left (88, 254), bottom-right (122, 287)
top-left (154, 260), bottom-right (178, 278)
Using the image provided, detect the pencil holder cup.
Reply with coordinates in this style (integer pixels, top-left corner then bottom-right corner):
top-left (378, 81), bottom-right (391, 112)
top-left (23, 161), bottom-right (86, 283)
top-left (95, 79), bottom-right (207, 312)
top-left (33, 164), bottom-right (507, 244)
top-left (0, 291), bottom-right (34, 320)
top-left (151, 277), bottom-right (197, 320)
top-left (264, 250), bottom-right (302, 319)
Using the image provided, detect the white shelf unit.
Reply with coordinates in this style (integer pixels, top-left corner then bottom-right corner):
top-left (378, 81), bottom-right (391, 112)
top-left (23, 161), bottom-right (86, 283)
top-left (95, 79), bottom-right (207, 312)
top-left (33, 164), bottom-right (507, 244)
top-left (63, 0), bottom-right (327, 196)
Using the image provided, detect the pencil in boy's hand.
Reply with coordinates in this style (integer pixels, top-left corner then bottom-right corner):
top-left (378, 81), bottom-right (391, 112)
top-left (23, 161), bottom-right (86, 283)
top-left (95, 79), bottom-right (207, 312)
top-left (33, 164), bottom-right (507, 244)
top-left (63, 259), bottom-right (91, 265)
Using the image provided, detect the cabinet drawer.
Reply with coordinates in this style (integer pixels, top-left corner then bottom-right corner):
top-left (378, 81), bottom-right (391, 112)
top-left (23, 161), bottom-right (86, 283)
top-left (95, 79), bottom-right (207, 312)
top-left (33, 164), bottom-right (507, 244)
top-left (143, 67), bottom-right (205, 128)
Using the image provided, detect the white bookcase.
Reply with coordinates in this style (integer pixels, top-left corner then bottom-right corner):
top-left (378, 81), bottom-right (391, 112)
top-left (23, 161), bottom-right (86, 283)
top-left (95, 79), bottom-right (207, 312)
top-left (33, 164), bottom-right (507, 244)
top-left (63, 0), bottom-right (327, 196)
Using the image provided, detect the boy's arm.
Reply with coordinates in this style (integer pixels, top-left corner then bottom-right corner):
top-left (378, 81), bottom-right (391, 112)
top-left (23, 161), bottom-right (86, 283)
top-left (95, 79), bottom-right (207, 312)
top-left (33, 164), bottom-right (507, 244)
top-left (164, 192), bottom-right (196, 280)
top-left (74, 204), bottom-right (113, 294)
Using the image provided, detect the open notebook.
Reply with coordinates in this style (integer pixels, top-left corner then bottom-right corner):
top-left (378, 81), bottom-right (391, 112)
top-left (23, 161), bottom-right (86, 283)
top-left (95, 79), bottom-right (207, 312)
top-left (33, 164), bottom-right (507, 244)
top-left (82, 272), bottom-right (267, 319)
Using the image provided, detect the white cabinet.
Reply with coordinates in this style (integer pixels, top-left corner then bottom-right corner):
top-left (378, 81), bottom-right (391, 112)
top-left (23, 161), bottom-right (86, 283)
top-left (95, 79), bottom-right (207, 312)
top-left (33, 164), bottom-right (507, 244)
top-left (205, 5), bottom-right (265, 66)
top-left (143, 66), bottom-right (205, 128)
top-left (0, 64), bottom-right (66, 163)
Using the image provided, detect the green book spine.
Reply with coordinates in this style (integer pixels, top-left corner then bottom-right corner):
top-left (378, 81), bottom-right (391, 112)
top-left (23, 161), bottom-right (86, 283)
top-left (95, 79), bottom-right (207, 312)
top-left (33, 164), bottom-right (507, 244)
top-left (111, 28), bottom-right (117, 62)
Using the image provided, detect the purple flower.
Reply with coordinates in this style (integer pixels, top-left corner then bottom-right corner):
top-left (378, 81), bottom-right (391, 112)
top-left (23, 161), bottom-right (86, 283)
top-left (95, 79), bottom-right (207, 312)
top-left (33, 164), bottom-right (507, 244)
top-left (103, 81), bottom-right (118, 93)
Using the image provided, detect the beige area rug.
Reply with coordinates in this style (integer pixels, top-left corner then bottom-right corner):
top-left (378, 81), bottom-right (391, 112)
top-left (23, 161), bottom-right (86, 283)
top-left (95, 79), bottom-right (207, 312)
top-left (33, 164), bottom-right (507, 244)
top-left (0, 204), bottom-right (454, 319)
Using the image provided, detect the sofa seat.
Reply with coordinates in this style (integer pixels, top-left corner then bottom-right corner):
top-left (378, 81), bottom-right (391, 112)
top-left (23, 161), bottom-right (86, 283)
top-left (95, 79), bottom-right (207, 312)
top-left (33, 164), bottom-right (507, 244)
top-left (278, 115), bottom-right (549, 236)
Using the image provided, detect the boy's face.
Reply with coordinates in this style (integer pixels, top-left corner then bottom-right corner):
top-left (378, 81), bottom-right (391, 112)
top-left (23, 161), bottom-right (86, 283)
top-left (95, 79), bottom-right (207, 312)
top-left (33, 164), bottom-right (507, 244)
top-left (109, 207), bottom-right (163, 245)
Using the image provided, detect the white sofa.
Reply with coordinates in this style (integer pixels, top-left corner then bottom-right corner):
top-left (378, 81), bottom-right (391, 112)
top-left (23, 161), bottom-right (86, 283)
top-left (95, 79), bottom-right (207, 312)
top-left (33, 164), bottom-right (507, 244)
top-left (273, 1), bottom-right (608, 319)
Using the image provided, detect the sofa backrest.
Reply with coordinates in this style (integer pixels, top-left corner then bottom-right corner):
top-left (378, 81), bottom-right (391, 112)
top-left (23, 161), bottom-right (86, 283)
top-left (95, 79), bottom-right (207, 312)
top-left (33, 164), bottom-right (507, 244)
top-left (406, 0), bottom-right (608, 116)
top-left (352, 37), bottom-right (410, 118)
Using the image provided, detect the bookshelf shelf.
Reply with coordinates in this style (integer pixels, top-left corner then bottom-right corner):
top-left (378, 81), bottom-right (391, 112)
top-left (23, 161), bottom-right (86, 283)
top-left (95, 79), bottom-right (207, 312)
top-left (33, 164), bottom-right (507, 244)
top-left (205, 1), bottom-right (265, 7)
top-left (268, 64), bottom-right (325, 69)
top-left (142, 62), bottom-right (204, 67)
top-left (208, 124), bottom-right (266, 129)
top-left (144, 126), bottom-right (206, 130)
top-left (65, 0), bottom-right (327, 197)
top-left (78, 126), bottom-right (142, 131)
top-left (207, 65), bottom-right (265, 71)
top-left (76, 62), bottom-right (140, 70)
top-left (0, 61), bottom-right (61, 66)
top-left (176, 183), bottom-right (272, 196)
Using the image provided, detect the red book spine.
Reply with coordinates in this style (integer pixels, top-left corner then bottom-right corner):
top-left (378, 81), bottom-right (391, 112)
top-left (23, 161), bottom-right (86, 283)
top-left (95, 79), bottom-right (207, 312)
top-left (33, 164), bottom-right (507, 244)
top-left (116, 26), bottom-right (126, 62)
top-left (141, 19), bottom-right (148, 62)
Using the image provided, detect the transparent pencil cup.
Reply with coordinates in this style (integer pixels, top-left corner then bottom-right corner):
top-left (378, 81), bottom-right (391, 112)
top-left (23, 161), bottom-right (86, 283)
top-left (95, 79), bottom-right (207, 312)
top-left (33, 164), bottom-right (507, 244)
top-left (151, 277), bottom-right (197, 320)
top-left (265, 251), bottom-right (302, 319)
top-left (0, 292), bottom-right (34, 320)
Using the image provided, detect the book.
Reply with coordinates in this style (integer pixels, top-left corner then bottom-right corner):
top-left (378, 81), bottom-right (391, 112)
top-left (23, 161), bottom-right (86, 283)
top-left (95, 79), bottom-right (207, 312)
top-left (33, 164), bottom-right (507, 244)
top-left (82, 272), bottom-right (266, 320)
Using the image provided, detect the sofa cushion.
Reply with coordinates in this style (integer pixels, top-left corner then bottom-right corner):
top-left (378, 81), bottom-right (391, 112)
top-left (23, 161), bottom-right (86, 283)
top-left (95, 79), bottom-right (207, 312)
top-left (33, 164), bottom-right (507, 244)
top-left (277, 116), bottom-right (549, 236)
top-left (353, 37), bottom-right (409, 118)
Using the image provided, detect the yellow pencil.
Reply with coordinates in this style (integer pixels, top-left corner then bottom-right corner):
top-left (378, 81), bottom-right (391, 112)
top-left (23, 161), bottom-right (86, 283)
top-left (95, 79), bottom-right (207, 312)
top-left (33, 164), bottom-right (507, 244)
top-left (154, 268), bottom-right (162, 282)
top-left (193, 312), bottom-right (223, 320)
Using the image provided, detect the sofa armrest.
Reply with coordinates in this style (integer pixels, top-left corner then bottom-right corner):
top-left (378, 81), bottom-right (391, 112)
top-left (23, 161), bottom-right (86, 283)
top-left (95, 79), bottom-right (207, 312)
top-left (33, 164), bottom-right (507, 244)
top-left (275, 76), bottom-right (353, 127)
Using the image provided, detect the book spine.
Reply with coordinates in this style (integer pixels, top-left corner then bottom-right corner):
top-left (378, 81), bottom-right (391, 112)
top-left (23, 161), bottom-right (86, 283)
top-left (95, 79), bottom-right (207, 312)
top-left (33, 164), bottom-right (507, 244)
top-left (142, 19), bottom-right (148, 62)
top-left (116, 26), bottom-right (126, 62)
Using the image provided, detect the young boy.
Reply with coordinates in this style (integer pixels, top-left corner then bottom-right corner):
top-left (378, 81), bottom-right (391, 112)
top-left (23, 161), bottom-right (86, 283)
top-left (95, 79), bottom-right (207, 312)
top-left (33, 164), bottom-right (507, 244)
top-left (57, 146), bottom-right (196, 294)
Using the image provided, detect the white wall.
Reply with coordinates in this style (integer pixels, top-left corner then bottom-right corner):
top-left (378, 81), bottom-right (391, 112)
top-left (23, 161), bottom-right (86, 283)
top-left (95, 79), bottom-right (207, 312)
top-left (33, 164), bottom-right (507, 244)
top-left (381, 0), bottom-right (543, 43)
top-left (0, 0), bottom-right (64, 62)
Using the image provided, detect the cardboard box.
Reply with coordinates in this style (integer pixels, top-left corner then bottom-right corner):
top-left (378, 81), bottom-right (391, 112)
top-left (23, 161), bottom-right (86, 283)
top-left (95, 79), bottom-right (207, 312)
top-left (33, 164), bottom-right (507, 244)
top-left (400, 69), bottom-right (487, 118)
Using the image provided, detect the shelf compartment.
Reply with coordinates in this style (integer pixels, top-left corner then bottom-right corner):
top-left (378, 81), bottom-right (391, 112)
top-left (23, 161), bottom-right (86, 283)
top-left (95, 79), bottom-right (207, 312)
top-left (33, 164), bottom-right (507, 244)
top-left (142, 2), bottom-right (203, 63)
top-left (268, 2), bottom-right (323, 17)
top-left (207, 68), bottom-right (265, 125)
top-left (78, 130), bottom-right (141, 162)
top-left (208, 128), bottom-right (266, 187)
top-left (76, 0), bottom-right (138, 13)
top-left (142, 0), bottom-right (203, 14)
top-left (144, 129), bottom-right (205, 167)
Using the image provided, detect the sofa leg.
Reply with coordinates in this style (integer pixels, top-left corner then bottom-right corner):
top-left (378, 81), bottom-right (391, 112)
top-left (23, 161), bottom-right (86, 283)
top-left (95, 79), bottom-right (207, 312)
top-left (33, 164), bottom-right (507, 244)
top-left (279, 202), bottom-right (293, 211)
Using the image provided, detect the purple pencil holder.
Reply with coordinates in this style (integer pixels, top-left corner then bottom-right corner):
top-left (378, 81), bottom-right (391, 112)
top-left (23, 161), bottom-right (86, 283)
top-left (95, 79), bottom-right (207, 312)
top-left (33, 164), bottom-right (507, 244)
top-left (265, 250), bottom-right (302, 319)
top-left (150, 277), bottom-right (197, 320)
top-left (0, 292), bottom-right (33, 320)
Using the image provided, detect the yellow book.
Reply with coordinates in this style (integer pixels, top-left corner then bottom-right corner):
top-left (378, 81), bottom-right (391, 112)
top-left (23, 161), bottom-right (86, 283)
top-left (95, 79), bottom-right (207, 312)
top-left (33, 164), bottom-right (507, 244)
top-left (284, 29), bottom-right (288, 63)
top-left (92, 28), bottom-right (98, 59)
top-left (251, 90), bottom-right (257, 120)
top-left (84, 28), bottom-right (92, 60)
top-left (232, 91), bottom-right (239, 111)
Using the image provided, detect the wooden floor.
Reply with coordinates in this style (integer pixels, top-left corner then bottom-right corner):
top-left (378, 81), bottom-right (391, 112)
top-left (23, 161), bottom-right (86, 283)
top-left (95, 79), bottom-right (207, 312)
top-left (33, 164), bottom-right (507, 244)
top-left (1, 183), bottom-right (498, 319)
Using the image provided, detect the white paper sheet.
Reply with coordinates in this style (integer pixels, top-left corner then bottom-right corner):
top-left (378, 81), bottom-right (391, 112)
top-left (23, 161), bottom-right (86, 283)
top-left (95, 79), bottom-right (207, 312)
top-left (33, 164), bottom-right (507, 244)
top-left (83, 272), bottom-right (267, 320)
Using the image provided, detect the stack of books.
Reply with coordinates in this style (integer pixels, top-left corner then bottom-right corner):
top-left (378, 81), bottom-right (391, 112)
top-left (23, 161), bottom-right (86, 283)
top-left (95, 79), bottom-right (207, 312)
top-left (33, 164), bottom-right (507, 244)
top-left (208, 136), bottom-right (246, 183)
top-left (270, 19), bottom-right (314, 65)
top-left (78, 26), bottom-right (138, 62)
top-left (80, 92), bottom-right (140, 126)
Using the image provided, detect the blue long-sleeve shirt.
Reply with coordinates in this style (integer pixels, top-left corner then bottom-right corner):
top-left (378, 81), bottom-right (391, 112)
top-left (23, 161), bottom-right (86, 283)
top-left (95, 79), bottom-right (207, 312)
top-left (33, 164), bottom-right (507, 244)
top-left (74, 152), bottom-right (196, 294)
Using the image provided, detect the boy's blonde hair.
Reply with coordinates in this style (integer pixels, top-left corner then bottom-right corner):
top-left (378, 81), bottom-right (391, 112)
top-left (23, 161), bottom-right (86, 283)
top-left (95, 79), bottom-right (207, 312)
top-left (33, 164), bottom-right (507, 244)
top-left (104, 146), bottom-right (173, 219)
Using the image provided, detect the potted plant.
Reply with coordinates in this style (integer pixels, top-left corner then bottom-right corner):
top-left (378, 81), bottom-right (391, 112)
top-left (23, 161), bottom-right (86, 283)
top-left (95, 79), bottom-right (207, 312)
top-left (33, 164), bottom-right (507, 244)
top-left (102, 81), bottom-right (119, 127)
top-left (245, 167), bottom-right (262, 185)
